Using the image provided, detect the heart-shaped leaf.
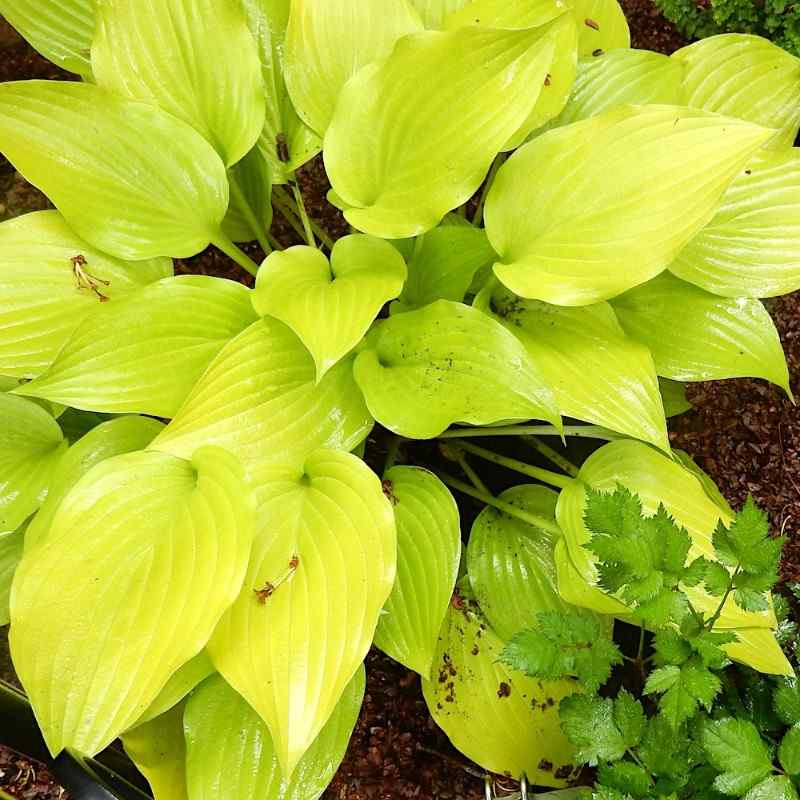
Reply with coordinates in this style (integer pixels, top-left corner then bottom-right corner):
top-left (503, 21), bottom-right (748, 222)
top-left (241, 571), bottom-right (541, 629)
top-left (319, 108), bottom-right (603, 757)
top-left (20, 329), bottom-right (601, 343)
top-left (0, 525), bottom-right (25, 626)
top-left (253, 236), bottom-right (407, 381)
top-left (150, 317), bottom-right (373, 472)
top-left (669, 149), bottom-right (800, 298)
top-left (222, 146), bottom-right (273, 246)
top-left (0, 81), bottom-right (229, 260)
top-left (15, 276), bottom-right (258, 417)
top-left (10, 446), bottom-right (255, 756)
top-left (0, 394), bottom-right (67, 533)
top-left (353, 300), bottom-right (561, 439)
top-left (410, 0), bottom-right (469, 27)
top-left (572, 0), bottom-right (629, 55)
top-left (284, 0), bottom-right (423, 138)
top-left (184, 669), bottom-right (364, 800)
top-left (324, 25), bottom-right (557, 238)
top-left (208, 449), bottom-right (395, 776)
top-left (611, 273), bottom-right (790, 394)
top-left (374, 466), bottom-right (461, 678)
top-left (0, 211), bottom-right (173, 380)
top-left (485, 105), bottom-right (772, 305)
top-left (422, 601), bottom-right (578, 786)
top-left (475, 282), bottom-right (667, 450)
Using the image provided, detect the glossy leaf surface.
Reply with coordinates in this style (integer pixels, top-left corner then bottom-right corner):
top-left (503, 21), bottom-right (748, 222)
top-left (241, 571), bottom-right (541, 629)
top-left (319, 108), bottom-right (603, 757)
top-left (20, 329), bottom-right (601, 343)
top-left (409, 0), bottom-right (469, 27)
top-left (572, 0), bottom-right (629, 55)
top-left (444, 0), bottom-right (567, 30)
top-left (0, 525), bottom-right (25, 626)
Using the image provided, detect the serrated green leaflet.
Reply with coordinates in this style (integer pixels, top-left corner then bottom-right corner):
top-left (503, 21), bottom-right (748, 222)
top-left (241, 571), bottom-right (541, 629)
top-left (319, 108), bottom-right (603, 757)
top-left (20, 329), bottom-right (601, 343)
top-left (674, 34), bottom-right (800, 148)
top-left (475, 282), bottom-right (667, 450)
top-left (353, 300), bottom-right (561, 439)
top-left (422, 602), bottom-right (578, 786)
top-left (780, 725), bottom-right (800, 775)
top-left (0, 394), bottom-right (66, 533)
top-left (611, 273), bottom-right (790, 395)
top-left (0, 0), bottom-right (95, 77)
top-left (184, 669), bottom-right (364, 800)
top-left (253, 236), bottom-right (407, 381)
top-left (208, 450), bottom-right (395, 777)
top-left (572, 0), bottom-right (629, 55)
top-left (15, 276), bottom-right (258, 417)
top-left (92, 0), bottom-right (264, 167)
top-left (222, 146), bottom-right (273, 246)
top-left (374, 466), bottom-right (461, 678)
top-left (150, 317), bottom-right (372, 471)
top-left (284, 0), bottom-right (422, 138)
top-left (485, 105), bottom-right (772, 305)
top-left (0, 211), bottom-right (172, 380)
top-left (324, 26), bottom-right (557, 238)
top-left (0, 81), bottom-right (229, 260)
top-left (10, 447), bottom-right (255, 757)
top-left (24, 415), bottom-right (165, 552)
top-left (0, 525), bottom-right (25, 626)
top-left (410, 0), bottom-right (469, 27)
top-left (669, 149), bottom-right (800, 298)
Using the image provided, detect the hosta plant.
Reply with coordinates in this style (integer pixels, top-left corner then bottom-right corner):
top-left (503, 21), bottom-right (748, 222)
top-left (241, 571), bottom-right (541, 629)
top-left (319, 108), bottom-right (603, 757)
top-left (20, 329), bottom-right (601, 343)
top-left (0, 0), bottom-right (799, 798)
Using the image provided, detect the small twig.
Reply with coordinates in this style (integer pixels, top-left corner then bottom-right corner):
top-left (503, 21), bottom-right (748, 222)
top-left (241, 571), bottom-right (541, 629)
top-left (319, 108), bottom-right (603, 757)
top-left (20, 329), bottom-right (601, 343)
top-left (437, 424), bottom-right (620, 440)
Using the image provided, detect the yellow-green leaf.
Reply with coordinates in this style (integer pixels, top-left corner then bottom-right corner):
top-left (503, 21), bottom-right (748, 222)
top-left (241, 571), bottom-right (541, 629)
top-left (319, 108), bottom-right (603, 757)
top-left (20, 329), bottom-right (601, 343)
top-left (353, 300), bottom-right (561, 439)
top-left (208, 449), bottom-right (395, 777)
top-left (669, 149), bottom-right (800, 298)
top-left (422, 602), bottom-right (578, 786)
top-left (0, 81), bottom-right (229, 260)
top-left (673, 34), bottom-right (800, 148)
top-left (150, 317), bottom-right (372, 472)
top-left (10, 446), bottom-right (255, 756)
top-left (253, 236), bottom-right (407, 381)
top-left (0, 525), bottom-right (25, 626)
top-left (184, 669), bottom-right (364, 800)
top-left (15, 276), bottom-right (258, 417)
top-left (284, 0), bottom-right (423, 138)
top-left (611, 273), bottom-right (790, 394)
top-left (222, 146), bottom-right (273, 246)
top-left (572, 0), bottom-right (629, 55)
top-left (660, 378), bottom-right (691, 418)
top-left (374, 466), bottom-right (461, 678)
top-left (411, 0), bottom-right (469, 27)
top-left (485, 105), bottom-right (772, 305)
top-left (324, 25), bottom-right (557, 238)
top-left (444, 0), bottom-right (567, 30)
top-left (0, 211), bottom-right (172, 380)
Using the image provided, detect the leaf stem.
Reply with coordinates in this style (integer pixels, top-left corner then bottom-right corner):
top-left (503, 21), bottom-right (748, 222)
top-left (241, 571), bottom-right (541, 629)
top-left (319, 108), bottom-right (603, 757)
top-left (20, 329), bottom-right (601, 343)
top-left (437, 424), bottom-right (620, 440)
top-left (211, 232), bottom-right (260, 277)
top-left (472, 152), bottom-right (507, 227)
top-left (274, 185), bottom-right (336, 250)
top-left (228, 172), bottom-right (271, 253)
top-left (273, 192), bottom-right (311, 243)
top-left (383, 435), bottom-right (401, 475)
top-left (524, 436), bottom-right (579, 477)
top-left (705, 566), bottom-right (741, 631)
top-left (456, 452), bottom-right (490, 494)
top-left (290, 180), bottom-right (315, 246)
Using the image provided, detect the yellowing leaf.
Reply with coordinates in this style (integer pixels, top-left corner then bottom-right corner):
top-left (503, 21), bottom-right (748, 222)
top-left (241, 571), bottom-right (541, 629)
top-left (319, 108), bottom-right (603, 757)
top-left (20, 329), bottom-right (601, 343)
top-left (611, 273), bottom-right (790, 394)
top-left (0, 525), bottom-right (25, 626)
top-left (15, 276), bottom-right (258, 417)
top-left (572, 0), bottom-right (629, 55)
top-left (485, 105), bottom-right (772, 305)
top-left (475, 282), bottom-right (668, 450)
top-left (150, 317), bottom-right (372, 472)
top-left (324, 26), bottom-right (557, 238)
top-left (0, 211), bottom-right (172, 380)
top-left (353, 300), bottom-right (561, 439)
top-left (253, 236), bottom-right (407, 381)
top-left (184, 669), bottom-right (364, 800)
top-left (669, 149), bottom-right (800, 298)
top-left (284, 0), bottom-right (423, 138)
top-left (0, 394), bottom-right (66, 533)
top-left (0, 81), bottom-right (229, 260)
top-left (674, 34), bottom-right (800, 148)
top-left (422, 602), bottom-right (578, 786)
top-left (374, 466), bottom-right (461, 678)
top-left (411, 0), bottom-right (470, 27)
top-left (10, 447), bottom-right (255, 757)
top-left (208, 449), bottom-right (395, 776)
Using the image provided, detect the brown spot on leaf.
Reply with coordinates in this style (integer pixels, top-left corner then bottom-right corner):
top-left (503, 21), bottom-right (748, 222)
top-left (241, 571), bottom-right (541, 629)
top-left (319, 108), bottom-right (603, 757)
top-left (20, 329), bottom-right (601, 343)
top-left (497, 682), bottom-right (511, 698)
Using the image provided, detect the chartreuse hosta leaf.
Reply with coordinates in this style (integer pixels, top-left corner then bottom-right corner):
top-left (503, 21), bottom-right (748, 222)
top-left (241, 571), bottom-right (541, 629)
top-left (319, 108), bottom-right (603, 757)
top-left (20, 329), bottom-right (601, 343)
top-left (184, 669), bottom-right (364, 800)
top-left (222, 146), bottom-right (273, 245)
top-left (353, 300), bottom-right (561, 439)
top-left (572, 0), bottom-right (629, 55)
top-left (285, 0), bottom-right (422, 138)
top-left (673, 34), bottom-right (800, 148)
top-left (374, 467), bottom-right (461, 678)
top-left (660, 379), bottom-right (691, 418)
top-left (475, 282), bottom-right (667, 450)
top-left (0, 0), bottom-right (94, 77)
top-left (445, 0), bottom-right (567, 29)
top-left (0, 394), bottom-right (67, 533)
top-left (611, 273), bottom-right (790, 394)
top-left (485, 105), bottom-right (772, 306)
top-left (669, 149), bottom-right (800, 298)
top-left (150, 317), bottom-right (372, 471)
top-left (208, 449), bottom-right (395, 777)
top-left (410, 0), bottom-right (469, 27)
top-left (24, 415), bottom-right (165, 552)
top-left (93, 0), bottom-right (264, 168)
top-left (253, 236), bottom-right (407, 381)
top-left (15, 276), bottom-right (257, 418)
top-left (0, 81), bottom-right (228, 260)
top-left (555, 439), bottom-right (793, 675)
top-left (324, 26), bottom-right (557, 238)
top-left (0, 211), bottom-right (173, 380)
top-left (422, 601), bottom-right (578, 786)
top-left (0, 524), bottom-right (25, 626)
top-left (10, 447), bottom-right (255, 756)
